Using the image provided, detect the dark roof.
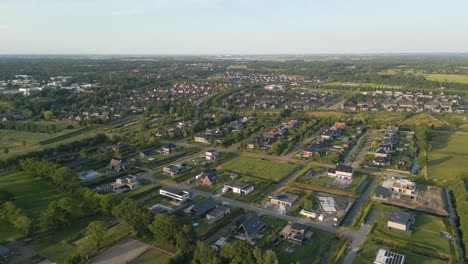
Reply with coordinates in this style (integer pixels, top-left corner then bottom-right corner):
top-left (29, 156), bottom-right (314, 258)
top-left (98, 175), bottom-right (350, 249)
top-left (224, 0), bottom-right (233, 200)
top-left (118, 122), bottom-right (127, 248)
top-left (375, 147), bottom-right (388, 154)
top-left (328, 168), bottom-right (336, 174)
top-left (42, 152), bottom-right (70, 161)
top-left (239, 214), bottom-right (265, 237)
top-left (207, 206), bottom-right (229, 218)
top-left (163, 143), bottom-right (176, 149)
top-left (227, 182), bottom-right (251, 189)
top-left (201, 170), bottom-right (219, 183)
top-left (336, 164), bottom-right (353, 173)
top-left (374, 185), bottom-right (391, 198)
top-left (374, 157), bottom-right (390, 164)
top-left (271, 193), bottom-right (299, 204)
top-left (64, 158), bottom-right (92, 168)
top-left (291, 222), bottom-right (307, 231)
top-left (191, 197), bottom-right (216, 216)
top-left (389, 211), bottom-right (412, 225)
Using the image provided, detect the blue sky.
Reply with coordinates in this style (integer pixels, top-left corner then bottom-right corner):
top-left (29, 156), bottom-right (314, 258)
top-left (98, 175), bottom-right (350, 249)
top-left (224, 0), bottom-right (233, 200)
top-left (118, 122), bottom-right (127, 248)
top-left (0, 0), bottom-right (467, 54)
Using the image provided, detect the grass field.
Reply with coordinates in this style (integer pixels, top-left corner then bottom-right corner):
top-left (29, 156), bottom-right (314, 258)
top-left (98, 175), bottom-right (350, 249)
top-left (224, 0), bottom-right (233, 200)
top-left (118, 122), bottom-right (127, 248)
top-left (129, 249), bottom-right (171, 264)
top-left (324, 82), bottom-right (403, 89)
top-left (428, 132), bottom-right (468, 184)
top-left (422, 73), bottom-right (468, 84)
top-left (0, 171), bottom-right (65, 227)
top-left (220, 156), bottom-right (300, 182)
top-left (354, 239), bottom-right (446, 264)
top-left (400, 113), bottom-right (447, 128)
top-left (378, 68), bottom-right (468, 84)
top-left (370, 204), bottom-right (453, 259)
top-left (0, 126), bottom-right (90, 159)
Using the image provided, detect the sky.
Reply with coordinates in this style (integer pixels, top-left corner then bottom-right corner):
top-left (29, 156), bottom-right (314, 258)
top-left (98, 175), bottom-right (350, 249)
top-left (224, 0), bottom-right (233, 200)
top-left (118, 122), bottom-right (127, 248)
top-left (0, 0), bottom-right (467, 54)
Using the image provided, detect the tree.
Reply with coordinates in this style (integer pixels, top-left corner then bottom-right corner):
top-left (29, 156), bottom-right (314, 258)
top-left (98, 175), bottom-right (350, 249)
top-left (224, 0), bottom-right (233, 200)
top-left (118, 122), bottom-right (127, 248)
top-left (112, 198), bottom-right (150, 235)
top-left (192, 241), bottom-right (219, 264)
top-left (3, 147), bottom-right (8, 154)
top-left (86, 221), bottom-right (107, 250)
top-left (220, 240), bottom-right (256, 264)
top-left (44, 198), bottom-right (74, 229)
top-left (0, 201), bottom-right (31, 235)
top-left (43, 110), bottom-right (53, 120)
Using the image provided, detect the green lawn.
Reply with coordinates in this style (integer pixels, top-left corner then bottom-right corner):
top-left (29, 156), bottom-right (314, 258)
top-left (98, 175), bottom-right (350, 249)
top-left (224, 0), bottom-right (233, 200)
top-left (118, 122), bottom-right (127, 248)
top-left (370, 204), bottom-right (453, 259)
top-left (354, 239), bottom-right (447, 264)
top-left (428, 133), bottom-right (468, 183)
top-left (220, 156), bottom-right (300, 182)
top-left (129, 249), bottom-right (171, 264)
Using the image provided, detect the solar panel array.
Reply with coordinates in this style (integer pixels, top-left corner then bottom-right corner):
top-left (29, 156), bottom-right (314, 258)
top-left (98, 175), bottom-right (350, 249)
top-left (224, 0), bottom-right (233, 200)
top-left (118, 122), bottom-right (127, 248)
top-left (383, 251), bottom-right (404, 264)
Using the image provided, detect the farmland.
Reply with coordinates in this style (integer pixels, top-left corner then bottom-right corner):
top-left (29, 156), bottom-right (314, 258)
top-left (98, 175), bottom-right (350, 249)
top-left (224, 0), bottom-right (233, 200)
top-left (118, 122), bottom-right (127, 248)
top-left (220, 156), bottom-right (300, 182)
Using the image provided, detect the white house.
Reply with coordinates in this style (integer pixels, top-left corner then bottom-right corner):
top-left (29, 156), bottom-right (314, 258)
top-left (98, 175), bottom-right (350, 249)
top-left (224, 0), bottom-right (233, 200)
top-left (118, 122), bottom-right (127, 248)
top-left (205, 149), bottom-right (220, 160)
top-left (223, 182), bottom-right (254, 195)
top-left (328, 164), bottom-right (354, 180)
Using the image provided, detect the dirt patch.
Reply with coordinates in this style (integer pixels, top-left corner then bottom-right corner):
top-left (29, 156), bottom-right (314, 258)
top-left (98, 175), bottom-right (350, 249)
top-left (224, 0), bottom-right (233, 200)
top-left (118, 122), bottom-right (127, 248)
top-left (88, 238), bottom-right (151, 264)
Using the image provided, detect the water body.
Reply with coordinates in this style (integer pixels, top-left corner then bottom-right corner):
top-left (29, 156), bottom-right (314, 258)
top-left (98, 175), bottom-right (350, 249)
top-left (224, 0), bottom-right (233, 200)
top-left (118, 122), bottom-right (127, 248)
top-left (342, 132), bottom-right (366, 165)
top-left (410, 147), bottom-right (419, 174)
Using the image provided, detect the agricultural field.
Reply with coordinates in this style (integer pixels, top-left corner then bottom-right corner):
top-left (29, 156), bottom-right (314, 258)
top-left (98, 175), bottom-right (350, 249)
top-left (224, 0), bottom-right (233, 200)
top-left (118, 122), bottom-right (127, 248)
top-left (369, 204), bottom-right (455, 260)
top-left (323, 82), bottom-right (403, 89)
top-left (219, 156), bottom-right (300, 182)
top-left (422, 73), bottom-right (468, 84)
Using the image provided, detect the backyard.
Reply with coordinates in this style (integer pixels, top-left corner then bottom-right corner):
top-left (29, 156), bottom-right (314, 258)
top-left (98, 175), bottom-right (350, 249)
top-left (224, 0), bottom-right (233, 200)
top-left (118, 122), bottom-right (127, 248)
top-left (370, 204), bottom-right (454, 260)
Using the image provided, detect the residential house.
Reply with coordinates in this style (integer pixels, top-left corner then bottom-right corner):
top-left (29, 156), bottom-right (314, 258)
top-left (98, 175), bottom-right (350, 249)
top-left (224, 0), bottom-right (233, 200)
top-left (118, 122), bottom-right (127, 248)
top-left (280, 222), bottom-right (312, 245)
top-left (194, 135), bottom-right (210, 144)
top-left (374, 147), bottom-right (389, 158)
top-left (138, 146), bottom-right (156, 157)
top-left (159, 187), bottom-right (191, 204)
top-left (190, 197), bottom-right (217, 216)
top-left (161, 143), bottom-right (177, 155)
top-left (108, 159), bottom-right (127, 173)
top-left (327, 164), bottom-right (354, 180)
top-left (197, 169), bottom-right (220, 186)
top-left (206, 206), bottom-right (230, 222)
top-left (392, 179), bottom-right (416, 198)
top-left (374, 249), bottom-right (405, 264)
top-left (111, 175), bottom-right (140, 192)
top-left (223, 182), bottom-right (255, 195)
top-left (235, 214), bottom-right (266, 239)
top-left (387, 211), bottom-right (414, 232)
top-left (373, 156), bottom-right (390, 166)
top-left (270, 193), bottom-right (299, 208)
top-left (374, 186), bottom-right (392, 200)
top-left (163, 164), bottom-right (191, 176)
top-left (303, 141), bottom-right (326, 157)
top-left (205, 149), bottom-right (220, 160)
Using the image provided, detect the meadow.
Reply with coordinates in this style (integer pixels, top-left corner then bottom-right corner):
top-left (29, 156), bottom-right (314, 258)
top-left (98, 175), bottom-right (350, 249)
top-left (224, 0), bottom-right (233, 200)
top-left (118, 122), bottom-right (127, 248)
top-left (220, 156), bottom-right (300, 182)
top-left (428, 132), bottom-right (468, 184)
